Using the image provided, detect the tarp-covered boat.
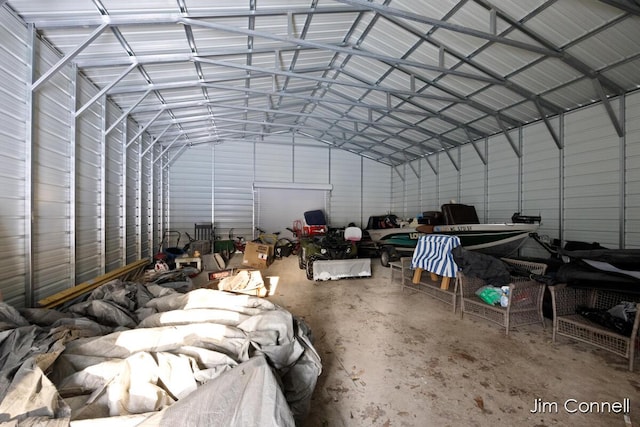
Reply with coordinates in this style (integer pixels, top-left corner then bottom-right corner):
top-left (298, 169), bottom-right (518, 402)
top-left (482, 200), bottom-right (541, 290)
top-left (530, 234), bottom-right (640, 293)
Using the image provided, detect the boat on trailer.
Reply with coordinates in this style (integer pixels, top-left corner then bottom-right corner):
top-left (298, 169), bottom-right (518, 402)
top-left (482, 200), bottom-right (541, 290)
top-left (365, 204), bottom-right (541, 266)
top-left (362, 215), bottom-right (421, 266)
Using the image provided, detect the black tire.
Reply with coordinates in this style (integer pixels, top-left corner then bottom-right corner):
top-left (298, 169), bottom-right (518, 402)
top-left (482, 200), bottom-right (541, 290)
top-left (298, 247), bottom-right (306, 269)
top-left (305, 256), bottom-right (316, 280)
top-left (380, 246), bottom-right (397, 267)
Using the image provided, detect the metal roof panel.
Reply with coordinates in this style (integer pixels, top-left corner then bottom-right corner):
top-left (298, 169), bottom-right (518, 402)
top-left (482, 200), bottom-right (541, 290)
top-left (5, 0), bottom-right (640, 164)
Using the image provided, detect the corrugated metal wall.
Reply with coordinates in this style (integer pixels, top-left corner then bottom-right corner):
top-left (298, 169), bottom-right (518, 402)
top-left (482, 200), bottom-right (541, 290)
top-left (0, 8), bottom-right (161, 307)
top-left (437, 152), bottom-right (461, 213)
top-left (32, 37), bottom-right (74, 304)
top-left (213, 141), bottom-right (253, 240)
top-left (330, 149), bottom-right (361, 227)
top-left (390, 166), bottom-right (404, 216)
top-left (0, 10), bottom-right (28, 307)
top-left (167, 143), bottom-right (214, 239)
top-left (419, 157), bottom-right (438, 214)
top-left (521, 119), bottom-right (561, 256)
top-left (167, 135), bottom-right (383, 238)
top-left (256, 138), bottom-right (293, 183)
top-left (139, 134), bottom-right (153, 259)
top-left (460, 139), bottom-right (487, 221)
top-left (564, 103), bottom-right (621, 248)
top-left (76, 78), bottom-right (104, 284)
top-left (362, 158), bottom-right (391, 228)
top-left (255, 187), bottom-right (329, 235)
top-left (627, 91), bottom-right (640, 249)
top-left (487, 131), bottom-right (520, 224)
top-left (294, 141), bottom-right (330, 184)
top-left (125, 122), bottom-right (140, 263)
top-left (1, 4), bottom-right (639, 310)
top-left (404, 160), bottom-right (421, 220)
top-left (399, 92), bottom-right (639, 254)
top-left (105, 110), bottom-right (125, 271)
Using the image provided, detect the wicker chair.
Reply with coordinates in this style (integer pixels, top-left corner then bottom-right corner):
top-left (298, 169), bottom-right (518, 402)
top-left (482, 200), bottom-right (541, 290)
top-left (549, 284), bottom-right (640, 371)
top-left (459, 258), bottom-right (548, 335)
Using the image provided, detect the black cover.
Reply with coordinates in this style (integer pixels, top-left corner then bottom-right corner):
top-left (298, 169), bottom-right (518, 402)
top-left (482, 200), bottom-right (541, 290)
top-left (559, 249), bottom-right (640, 271)
top-left (577, 306), bottom-right (636, 336)
top-left (452, 246), bottom-right (511, 286)
top-left (419, 211), bottom-right (444, 225)
top-left (556, 261), bottom-right (640, 294)
top-left (441, 203), bottom-right (480, 225)
top-left (511, 213), bottom-right (541, 224)
top-left (304, 209), bottom-right (327, 226)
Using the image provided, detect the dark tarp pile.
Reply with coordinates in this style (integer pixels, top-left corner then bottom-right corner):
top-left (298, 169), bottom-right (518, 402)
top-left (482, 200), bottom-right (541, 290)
top-left (0, 280), bottom-right (321, 426)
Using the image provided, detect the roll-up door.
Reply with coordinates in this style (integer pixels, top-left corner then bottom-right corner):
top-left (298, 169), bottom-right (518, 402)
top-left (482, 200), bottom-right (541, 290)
top-left (254, 183), bottom-right (331, 239)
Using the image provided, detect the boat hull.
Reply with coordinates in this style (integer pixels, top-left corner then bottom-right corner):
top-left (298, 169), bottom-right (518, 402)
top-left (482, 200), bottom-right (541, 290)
top-left (364, 228), bottom-right (421, 252)
top-left (433, 223), bottom-right (539, 257)
top-left (366, 223), bottom-right (539, 258)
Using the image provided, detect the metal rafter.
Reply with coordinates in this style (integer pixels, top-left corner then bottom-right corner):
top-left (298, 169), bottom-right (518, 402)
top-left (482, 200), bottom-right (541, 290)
top-left (181, 17), bottom-right (506, 86)
top-left (23, 6), bottom-right (372, 28)
top-left (265, 0), bottom-right (319, 130)
top-left (473, 0), bottom-right (626, 95)
top-left (308, 2), bottom-right (510, 157)
top-left (194, 57), bottom-right (468, 104)
top-left (598, 0), bottom-right (640, 16)
top-left (12, 0), bottom-right (639, 166)
top-left (380, 13), bottom-right (564, 115)
top-left (335, 0), bottom-right (562, 57)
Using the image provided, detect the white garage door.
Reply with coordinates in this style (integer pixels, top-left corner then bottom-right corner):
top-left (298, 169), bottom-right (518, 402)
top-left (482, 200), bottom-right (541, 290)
top-left (254, 183), bottom-right (331, 239)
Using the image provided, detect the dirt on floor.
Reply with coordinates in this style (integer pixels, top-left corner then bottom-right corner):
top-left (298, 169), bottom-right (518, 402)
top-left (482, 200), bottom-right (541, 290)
top-left (195, 253), bottom-right (639, 427)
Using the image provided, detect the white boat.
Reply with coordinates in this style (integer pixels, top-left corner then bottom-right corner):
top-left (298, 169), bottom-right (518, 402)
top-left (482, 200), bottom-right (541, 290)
top-left (419, 204), bottom-right (540, 257)
top-left (429, 222), bottom-right (540, 257)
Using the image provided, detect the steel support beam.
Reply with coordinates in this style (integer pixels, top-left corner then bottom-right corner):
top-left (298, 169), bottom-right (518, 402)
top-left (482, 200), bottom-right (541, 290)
top-left (592, 78), bottom-right (624, 137)
top-left (31, 22), bottom-right (109, 92)
top-left (76, 63), bottom-right (137, 118)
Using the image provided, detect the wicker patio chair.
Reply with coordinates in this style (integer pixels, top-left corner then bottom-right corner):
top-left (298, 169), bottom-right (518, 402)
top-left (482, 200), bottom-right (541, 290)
top-left (549, 284), bottom-right (640, 371)
top-left (459, 258), bottom-right (548, 335)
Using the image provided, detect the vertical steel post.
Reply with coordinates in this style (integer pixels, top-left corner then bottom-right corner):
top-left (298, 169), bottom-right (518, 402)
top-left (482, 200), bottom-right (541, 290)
top-left (70, 65), bottom-right (77, 286)
top-left (25, 24), bottom-right (35, 307)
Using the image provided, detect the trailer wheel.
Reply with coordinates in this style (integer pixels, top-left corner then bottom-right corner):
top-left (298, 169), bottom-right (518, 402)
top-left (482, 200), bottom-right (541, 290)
top-left (380, 246), bottom-right (397, 267)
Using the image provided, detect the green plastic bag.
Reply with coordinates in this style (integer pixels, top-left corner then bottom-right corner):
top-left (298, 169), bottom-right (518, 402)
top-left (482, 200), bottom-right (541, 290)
top-left (477, 286), bottom-right (502, 306)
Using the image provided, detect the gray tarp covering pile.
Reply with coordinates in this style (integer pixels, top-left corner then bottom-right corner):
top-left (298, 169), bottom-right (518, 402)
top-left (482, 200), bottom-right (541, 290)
top-left (0, 279), bottom-right (322, 426)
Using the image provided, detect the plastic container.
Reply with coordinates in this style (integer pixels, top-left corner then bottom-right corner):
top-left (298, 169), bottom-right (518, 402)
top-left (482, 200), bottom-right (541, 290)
top-left (500, 286), bottom-right (510, 307)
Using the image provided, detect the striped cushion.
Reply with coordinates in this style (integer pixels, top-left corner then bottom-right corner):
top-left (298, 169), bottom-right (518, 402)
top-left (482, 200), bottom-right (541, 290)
top-left (411, 234), bottom-right (461, 278)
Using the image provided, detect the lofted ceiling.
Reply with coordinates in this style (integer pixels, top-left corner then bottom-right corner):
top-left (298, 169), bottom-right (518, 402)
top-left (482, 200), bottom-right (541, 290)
top-left (5, 0), bottom-right (640, 166)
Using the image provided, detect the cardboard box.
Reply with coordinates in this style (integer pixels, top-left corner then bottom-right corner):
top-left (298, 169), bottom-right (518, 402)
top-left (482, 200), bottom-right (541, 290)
top-left (242, 241), bottom-right (274, 269)
top-left (217, 269), bottom-right (267, 297)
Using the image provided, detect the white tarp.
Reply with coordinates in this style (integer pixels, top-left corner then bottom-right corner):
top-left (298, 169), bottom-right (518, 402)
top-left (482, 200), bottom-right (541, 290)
top-left (0, 281), bottom-right (321, 426)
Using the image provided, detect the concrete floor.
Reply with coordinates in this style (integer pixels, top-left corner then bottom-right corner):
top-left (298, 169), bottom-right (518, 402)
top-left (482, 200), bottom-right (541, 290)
top-left (202, 254), bottom-right (639, 427)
